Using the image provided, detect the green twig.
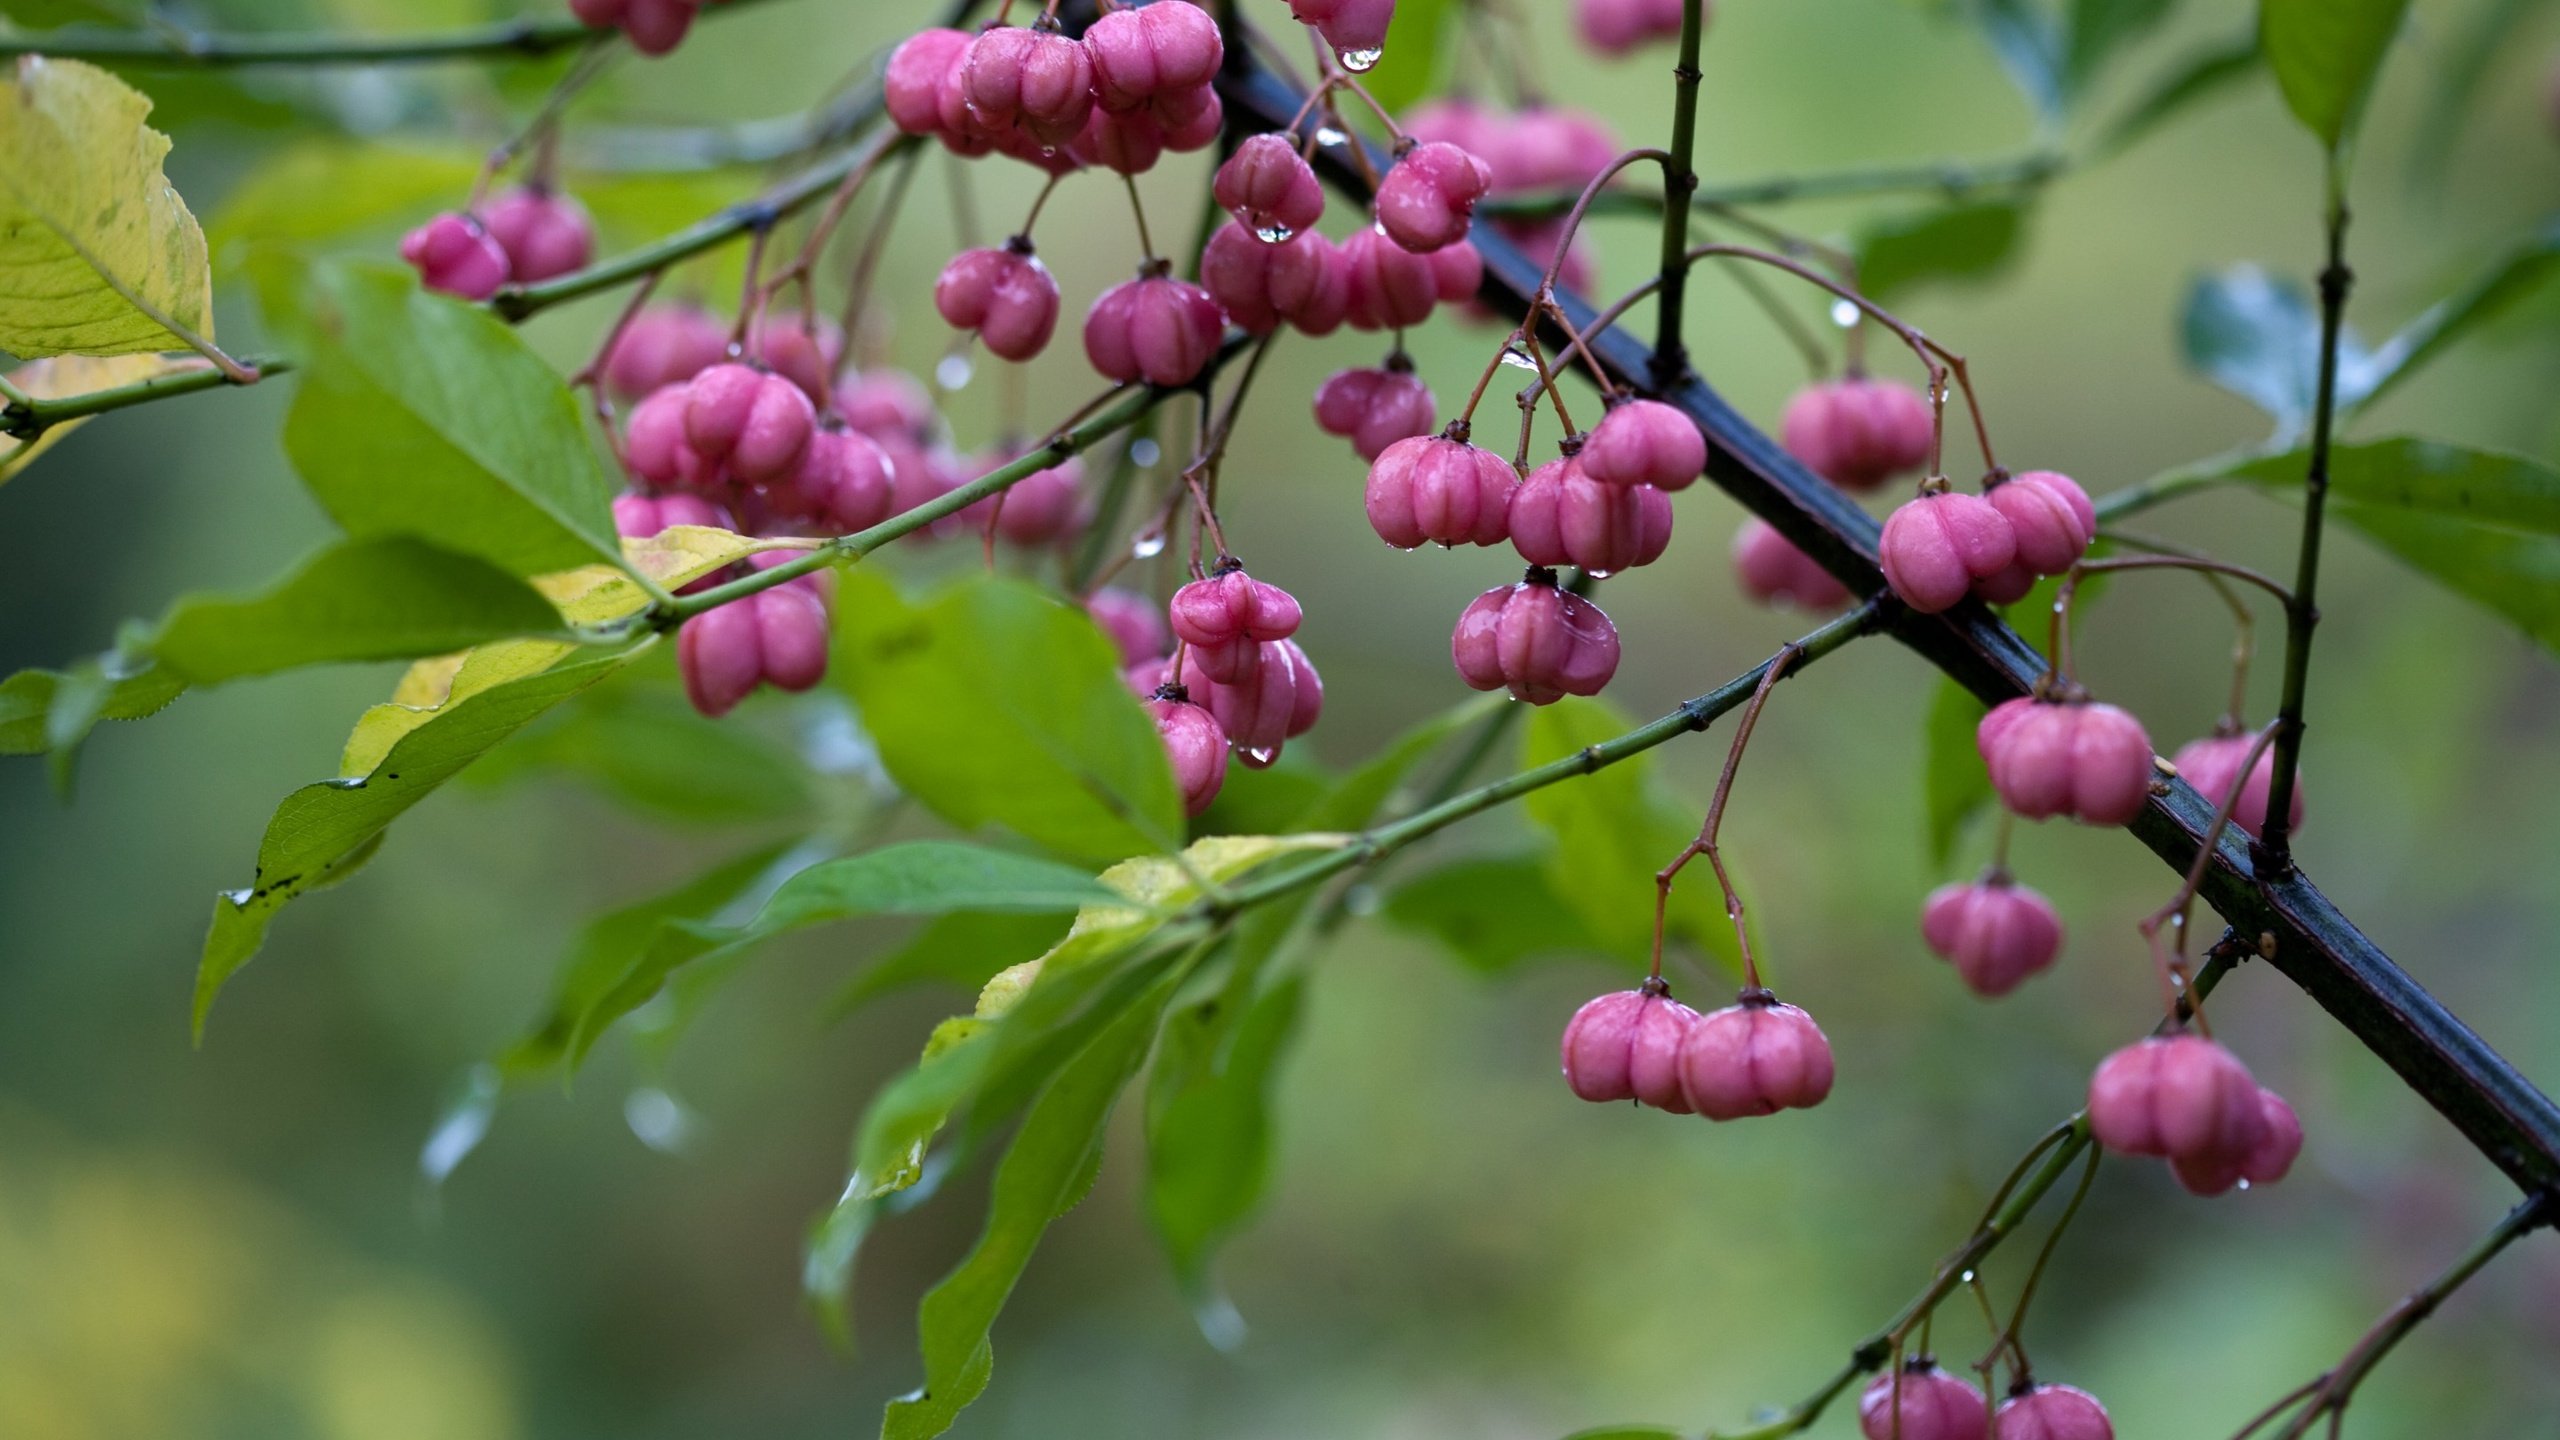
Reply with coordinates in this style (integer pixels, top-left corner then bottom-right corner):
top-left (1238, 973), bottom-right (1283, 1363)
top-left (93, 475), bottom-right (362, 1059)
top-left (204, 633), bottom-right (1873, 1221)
top-left (1481, 151), bottom-right (2065, 223)
top-left (2, 356), bottom-right (293, 440)
top-left (1647, 0), bottom-right (1708, 383)
top-left (0, 0), bottom-right (780, 66)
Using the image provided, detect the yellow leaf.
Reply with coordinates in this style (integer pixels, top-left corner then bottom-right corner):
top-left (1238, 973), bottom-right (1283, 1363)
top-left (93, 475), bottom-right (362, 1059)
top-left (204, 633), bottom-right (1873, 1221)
top-left (0, 353), bottom-right (203, 483)
top-left (0, 57), bottom-right (215, 358)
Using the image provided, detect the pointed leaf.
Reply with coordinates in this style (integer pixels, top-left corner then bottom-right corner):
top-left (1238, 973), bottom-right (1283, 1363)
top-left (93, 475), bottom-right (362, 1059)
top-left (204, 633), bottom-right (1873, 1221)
top-left (2354, 219), bottom-right (2560, 414)
top-left (2180, 265), bottom-right (2377, 438)
top-left (825, 912), bottom-right (1075, 1017)
top-left (0, 661), bottom-right (181, 756)
top-left (1144, 970), bottom-right (1303, 1312)
top-left (1856, 201), bottom-right (2030, 301)
top-left (2259, 0), bottom-right (2413, 149)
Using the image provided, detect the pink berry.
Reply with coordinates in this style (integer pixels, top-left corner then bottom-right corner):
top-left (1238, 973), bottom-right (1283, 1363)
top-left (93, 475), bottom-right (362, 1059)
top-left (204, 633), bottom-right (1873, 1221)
top-left (1201, 222), bottom-right (1350, 336)
top-left (622, 384), bottom-right (717, 493)
top-left (991, 452), bottom-right (1087, 546)
top-left (2171, 731), bottom-right (2302, 839)
top-left (751, 573), bottom-right (833, 696)
top-left (603, 304), bottom-right (729, 400)
top-left (1311, 364), bottom-right (1436, 462)
top-left (887, 28), bottom-right (975, 137)
top-left (1150, 689), bottom-right (1231, 818)
top-left (1508, 455), bottom-right (1673, 577)
top-left (1920, 876), bottom-right (2064, 998)
top-left (1342, 225), bottom-right (1449, 330)
top-left (1977, 696), bottom-right (2155, 826)
top-left (1214, 134), bottom-right (1327, 241)
top-left (1375, 141), bottom-right (1493, 253)
top-left (399, 212), bottom-right (510, 300)
top-left (1781, 378), bottom-right (1938, 491)
top-left (1993, 1385), bottom-right (2112, 1440)
top-left (1731, 518), bottom-right (1852, 611)
top-left (616, 0), bottom-right (699, 55)
top-left (1365, 432), bottom-right (1516, 548)
top-left (1169, 563), bottom-right (1303, 683)
top-left (1087, 587), bottom-right (1171, 664)
top-left (1450, 570), bottom-right (1620, 704)
top-left (1085, 270), bottom-right (1227, 387)
top-left (1575, 0), bottom-right (1697, 55)
top-left (963, 23), bottom-right (1095, 148)
top-left (1581, 398), bottom-right (1704, 490)
top-left (685, 363), bottom-right (817, 486)
top-left (1859, 1364), bottom-right (1989, 1440)
top-left (1286, 0), bottom-right (1396, 59)
top-left (1178, 638), bottom-right (1322, 766)
top-left (772, 424), bottom-right (897, 534)
top-left (747, 313), bottom-right (844, 404)
top-left (835, 367), bottom-right (936, 442)
top-left (1677, 995), bottom-right (1836, 1120)
top-left (1493, 106), bottom-right (1619, 195)
top-left (478, 186), bottom-right (594, 284)
top-left (1070, 105), bottom-right (1169, 174)
top-left (1878, 490), bottom-right (2017, 613)
top-left (1430, 235), bottom-right (1485, 302)
top-left (611, 491), bottom-right (731, 539)
top-left (882, 435), bottom-right (964, 536)
top-left (1559, 983), bottom-right (1700, 1112)
top-left (936, 241), bottom-right (1062, 362)
top-left (2170, 1084), bottom-right (2305, 1196)
top-left (1083, 1), bottom-right (1222, 112)
top-left (1987, 469), bottom-right (2096, 577)
top-left (2087, 1034), bottom-right (2265, 1180)
top-left (1148, 81), bottom-right (1225, 151)
top-left (1403, 98), bottom-right (1502, 156)
top-left (677, 570), bottom-right (829, 719)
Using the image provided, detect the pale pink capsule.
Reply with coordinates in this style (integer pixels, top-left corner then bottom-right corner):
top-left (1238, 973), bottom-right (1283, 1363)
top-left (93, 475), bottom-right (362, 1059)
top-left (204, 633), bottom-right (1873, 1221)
top-left (1069, 105), bottom-right (1166, 174)
top-left (1449, 573), bottom-right (1620, 704)
top-left (1179, 638), bottom-right (1321, 764)
top-left (1214, 134), bottom-right (1327, 241)
top-left (610, 493), bottom-right (734, 589)
top-left (399, 212), bottom-right (510, 300)
top-left (747, 313), bottom-right (844, 404)
top-left (1560, 984), bottom-right (1701, 1112)
top-left (1150, 690), bottom-right (1231, 817)
top-left (963, 24), bottom-right (1095, 148)
top-left (1781, 378), bottom-right (1938, 491)
top-left (1083, 1), bottom-right (1222, 111)
top-left (678, 601), bottom-right (764, 718)
top-left (1993, 1385), bottom-right (2112, 1440)
top-left (1493, 106), bottom-right (1620, 194)
top-left (1087, 587), bottom-right (1171, 664)
top-left (1581, 399), bottom-right (1704, 490)
top-left (1987, 469), bottom-right (2096, 577)
top-left (1169, 564), bottom-right (1303, 683)
top-left (1575, 0), bottom-right (1697, 55)
top-left (2172, 731), bottom-right (2302, 839)
top-left (2170, 1084), bottom-right (2305, 1196)
top-left (1977, 697), bottom-right (2154, 826)
top-left (622, 384), bottom-right (716, 492)
top-left (1430, 235), bottom-right (1485, 302)
top-left (1342, 226), bottom-right (1445, 330)
top-left (602, 304), bottom-right (730, 400)
top-left (753, 582), bottom-right (832, 695)
top-left (1508, 456), bottom-right (1673, 576)
top-left (1365, 434), bottom-right (1516, 549)
top-left (1731, 518), bottom-right (1852, 611)
top-left (992, 453), bottom-right (1087, 546)
top-left (834, 367), bottom-right (937, 442)
top-left (1859, 1364), bottom-right (1989, 1440)
top-left (479, 186), bottom-right (594, 284)
top-left (935, 242), bottom-right (1062, 362)
top-left (1920, 877), bottom-right (2064, 998)
top-left (2088, 1035), bottom-right (2265, 1175)
top-left (685, 364), bottom-right (816, 486)
top-left (1084, 272), bottom-right (1226, 386)
top-left (1201, 223), bottom-right (1350, 336)
top-left (1311, 365), bottom-right (1436, 462)
top-left (1148, 81), bottom-right (1225, 151)
top-left (1878, 490), bottom-right (2018, 613)
top-left (887, 28), bottom-right (975, 137)
top-left (1677, 997), bottom-right (1836, 1120)
top-left (775, 425), bottom-right (897, 534)
top-left (1375, 141), bottom-right (1494, 253)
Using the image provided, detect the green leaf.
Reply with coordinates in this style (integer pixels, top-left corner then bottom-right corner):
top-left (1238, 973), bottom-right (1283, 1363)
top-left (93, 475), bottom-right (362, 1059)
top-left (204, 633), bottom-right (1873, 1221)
top-left (1856, 201), bottom-right (2030, 301)
top-left (2258, 0), bottom-right (2412, 149)
top-left (282, 260), bottom-right (622, 577)
top-left (2406, 0), bottom-right (2544, 184)
top-left (1144, 969), bottom-right (1304, 1312)
top-left (1522, 696), bottom-right (1735, 971)
top-left (881, 968), bottom-right (1178, 1440)
top-left (825, 912), bottom-right (1075, 1018)
top-left (472, 684), bottom-right (816, 826)
top-left (2223, 438), bottom-right (2560, 651)
top-left (1359, 0), bottom-right (1455, 116)
top-left (2180, 265), bottom-right (2377, 439)
top-left (2062, 0), bottom-right (2178, 93)
top-left (2354, 219), bottom-right (2560, 414)
top-left (1969, 0), bottom-right (2066, 120)
top-left (1922, 676), bottom-right (1992, 870)
top-left (195, 647), bottom-right (638, 1035)
top-left (2092, 33), bottom-right (2263, 157)
top-left (833, 570), bottom-right (1184, 865)
top-left (149, 537), bottom-right (562, 684)
top-left (0, 57), bottom-right (215, 358)
top-left (1191, 747), bottom-right (1330, 836)
top-left (0, 660), bottom-right (182, 757)
top-left (1382, 853), bottom-right (1596, 974)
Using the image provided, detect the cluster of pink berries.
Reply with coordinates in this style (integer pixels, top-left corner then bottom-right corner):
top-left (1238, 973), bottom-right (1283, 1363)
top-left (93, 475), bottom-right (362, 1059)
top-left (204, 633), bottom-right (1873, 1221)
top-left (2090, 1033), bottom-right (2301, 1196)
top-left (1859, 1365), bottom-right (2114, 1440)
top-left (1405, 98), bottom-right (1618, 297)
top-left (1730, 377), bottom-right (1939, 611)
top-left (401, 185), bottom-right (597, 301)
top-left (887, 6), bottom-right (1222, 181)
top-left (568, 0), bottom-right (715, 55)
top-left (1560, 980), bottom-right (1834, 1121)
top-left (1879, 468), bottom-right (2098, 613)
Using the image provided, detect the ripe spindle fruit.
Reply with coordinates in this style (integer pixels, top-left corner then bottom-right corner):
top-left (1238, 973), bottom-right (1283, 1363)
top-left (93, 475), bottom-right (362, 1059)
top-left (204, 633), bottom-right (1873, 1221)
top-left (1920, 874), bottom-right (2063, 998)
top-left (399, 212), bottom-right (509, 300)
top-left (1149, 686), bottom-right (1230, 817)
top-left (479, 185), bottom-right (594, 284)
top-left (1977, 696), bottom-right (2154, 826)
top-left (2171, 730), bottom-right (2303, 839)
top-left (1312, 363), bottom-right (1436, 461)
top-left (1201, 223), bottom-right (1351, 336)
top-left (770, 424), bottom-right (896, 534)
top-left (935, 240), bottom-right (1063, 362)
top-left (1858, 1362), bottom-right (1989, 1440)
top-left (1731, 518), bottom-right (1852, 611)
top-left (1559, 979), bottom-right (1699, 1112)
top-left (1677, 991), bottom-right (1836, 1120)
top-left (962, 22), bottom-right (1095, 149)
top-left (1213, 134), bottom-right (1326, 241)
top-left (1450, 569), bottom-right (1620, 704)
top-left (1580, 398), bottom-right (1704, 490)
top-left (684, 363), bottom-right (817, 487)
top-left (1781, 377), bottom-right (1938, 491)
top-left (1374, 140), bottom-right (1494, 253)
top-left (1992, 1385), bottom-right (2112, 1440)
top-left (1364, 430), bottom-right (1516, 549)
top-left (1508, 453), bottom-right (1673, 576)
top-left (2087, 1034), bottom-right (2268, 1191)
top-left (603, 305), bottom-right (729, 401)
top-left (1575, 0), bottom-right (1697, 55)
top-left (1168, 562), bottom-right (1303, 684)
top-left (1878, 487), bottom-right (2017, 613)
top-left (570, 0), bottom-right (701, 56)
top-left (1083, 1), bottom-right (1223, 112)
top-left (1084, 269), bottom-right (1226, 387)
top-left (677, 558), bottom-right (832, 718)
top-left (1286, 0), bottom-right (1396, 66)
top-left (1087, 588), bottom-right (1170, 665)
top-left (1178, 638), bottom-right (1322, 767)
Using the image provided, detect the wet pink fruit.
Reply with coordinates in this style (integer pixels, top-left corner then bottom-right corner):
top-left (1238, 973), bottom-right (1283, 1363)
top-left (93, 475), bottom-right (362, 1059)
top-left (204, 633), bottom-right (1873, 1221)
top-left (747, 313), bottom-right (844, 403)
top-left (936, 241), bottom-right (1062, 362)
top-left (771, 424), bottom-right (896, 534)
top-left (1214, 134), bottom-right (1326, 241)
top-left (1878, 490), bottom-right (2017, 613)
top-left (1071, 104), bottom-right (1170, 174)
top-left (1977, 697), bottom-right (2154, 826)
top-left (1375, 141), bottom-right (1493, 253)
top-left (1508, 454), bottom-right (1673, 576)
top-left (1993, 1385), bottom-right (2112, 1440)
top-left (1859, 1363), bottom-right (1989, 1440)
top-left (2170, 1085), bottom-right (2304, 1196)
top-left (1365, 432), bottom-right (1516, 548)
top-left (1580, 398), bottom-right (1704, 490)
top-left (2088, 1035), bottom-right (2265, 1183)
top-left (603, 304), bottom-right (729, 400)
top-left (1560, 982), bottom-right (1700, 1112)
top-left (1402, 98), bottom-right (1502, 157)
top-left (1731, 518), bottom-right (1852, 611)
top-left (1083, 1), bottom-right (1223, 112)
top-left (1920, 876), bottom-right (2064, 998)
top-left (963, 23), bottom-right (1095, 148)
top-left (1150, 688), bottom-right (1230, 817)
top-left (2172, 731), bottom-right (2302, 839)
top-left (1343, 226), bottom-right (1474, 330)
top-left (622, 384), bottom-right (717, 493)
top-left (1286, 0), bottom-right (1396, 58)
top-left (685, 363), bottom-right (817, 486)
top-left (573, 0), bottom-right (700, 56)
top-left (1087, 587), bottom-right (1170, 664)
top-left (1781, 378), bottom-right (1938, 491)
top-left (1450, 569), bottom-right (1620, 704)
top-left (990, 452), bottom-right (1087, 545)
top-left (1178, 637), bottom-right (1322, 765)
top-left (1084, 270), bottom-right (1226, 386)
top-left (1312, 364), bottom-right (1436, 461)
top-left (479, 186), bottom-right (594, 284)
top-left (887, 28), bottom-right (975, 137)
top-left (1678, 994), bottom-right (1835, 1120)
top-left (677, 568), bottom-right (830, 719)
top-left (1575, 0), bottom-right (1697, 55)
top-left (1986, 469), bottom-right (2095, 577)
top-left (1169, 562), bottom-right (1303, 683)
top-left (400, 212), bottom-right (509, 300)
top-left (1493, 106), bottom-right (1620, 195)
top-left (1201, 222), bottom-right (1350, 336)
top-left (835, 367), bottom-right (936, 442)
top-left (611, 491), bottom-right (731, 539)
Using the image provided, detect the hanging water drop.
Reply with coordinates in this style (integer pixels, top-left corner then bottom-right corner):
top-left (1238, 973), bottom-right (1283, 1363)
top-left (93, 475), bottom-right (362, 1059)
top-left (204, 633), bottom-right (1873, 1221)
top-left (1238, 744), bottom-right (1281, 769)
top-left (1314, 125), bottom-right (1348, 148)
top-left (1498, 344), bottom-right (1538, 371)
top-left (1338, 45), bottom-right (1383, 72)
top-left (935, 352), bottom-right (975, 390)
top-left (1133, 531), bottom-right (1168, 559)
top-left (1254, 222), bottom-right (1297, 244)
top-left (1829, 299), bottom-right (1860, 328)
top-left (1583, 566), bottom-right (1618, 580)
top-left (1129, 437), bottom-right (1161, 466)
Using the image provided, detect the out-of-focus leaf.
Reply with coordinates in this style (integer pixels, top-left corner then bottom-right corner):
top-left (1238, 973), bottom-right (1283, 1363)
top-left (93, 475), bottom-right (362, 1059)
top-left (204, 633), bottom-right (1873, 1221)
top-left (1856, 201), bottom-right (2030, 301)
top-left (1382, 853), bottom-right (1596, 974)
top-left (2180, 265), bottom-right (2377, 439)
top-left (0, 58), bottom-right (215, 358)
top-left (0, 354), bottom-right (202, 483)
top-left (1296, 694), bottom-right (1498, 833)
top-left (1144, 967), bottom-right (1303, 1315)
top-left (1359, 0), bottom-right (1453, 117)
top-left (1192, 747), bottom-right (1330, 836)
top-left (2407, 0), bottom-right (2543, 184)
top-left (196, 647), bottom-right (640, 1035)
top-left (2092, 33), bottom-right (2262, 157)
top-left (471, 685), bottom-right (815, 826)
top-left (825, 912), bottom-right (1074, 1017)
top-left (0, 662), bottom-right (182, 757)
top-left (2222, 438), bottom-right (2560, 651)
top-left (149, 537), bottom-right (561, 684)
top-left (282, 261), bottom-right (621, 577)
top-left (1969, 0), bottom-right (2066, 120)
top-left (2259, 0), bottom-right (2413, 149)
top-left (2354, 219), bottom-right (2560, 414)
top-left (1522, 696), bottom-right (1735, 971)
top-left (1922, 676), bottom-right (1992, 869)
top-left (2062, 0), bottom-right (2178, 93)
top-left (834, 569), bottom-right (1184, 864)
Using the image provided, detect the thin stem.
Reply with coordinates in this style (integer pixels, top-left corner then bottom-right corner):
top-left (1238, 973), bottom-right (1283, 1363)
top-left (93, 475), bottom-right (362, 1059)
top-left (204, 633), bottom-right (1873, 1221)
top-left (2104, 531), bottom-right (2260, 727)
top-left (2, 356), bottom-right (292, 439)
top-left (2047, 556), bottom-right (2294, 690)
top-left (841, 143), bottom-right (924, 347)
top-left (1478, 150), bottom-right (2067, 222)
top-left (0, 5), bottom-right (773, 65)
top-left (1123, 173), bottom-right (1158, 262)
top-left (2140, 723), bottom-right (2280, 1022)
top-left (1652, 645), bottom-right (1801, 990)
top-left (1979, 1143), bottom-right (2103, 1383)
top-left (1540, 148), bottom-right (1676, 301)
top-left (1717, 257), bottom-right (1833, 380)
top-left (1650, 0), bottom-right (1708, 383)
top-left (469, 39), bottom-right (616, 208)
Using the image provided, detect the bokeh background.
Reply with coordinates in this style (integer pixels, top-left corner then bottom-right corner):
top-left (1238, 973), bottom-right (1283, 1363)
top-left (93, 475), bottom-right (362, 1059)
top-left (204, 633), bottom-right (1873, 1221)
top-left (6, 0), bottom-right (2560, 1435)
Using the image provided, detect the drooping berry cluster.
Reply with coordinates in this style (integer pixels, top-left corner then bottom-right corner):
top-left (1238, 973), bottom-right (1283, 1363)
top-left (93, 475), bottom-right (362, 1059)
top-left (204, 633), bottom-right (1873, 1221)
top-left (401, 185), bottom-right (596, 301)
top-left (1560, 980), bottom-right (1835, 1121)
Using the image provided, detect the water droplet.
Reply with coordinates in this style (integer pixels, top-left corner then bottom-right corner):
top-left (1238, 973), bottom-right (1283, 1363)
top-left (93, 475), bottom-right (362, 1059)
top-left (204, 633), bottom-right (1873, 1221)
top-left (1337, 45), bottom-right (1383, 71)
top-left (221, 887), bottom-right (254, 907)
top-left (1254, 222), bottom-right (1297, 243)
top-left (1130, 437), bottom-right (1161, 466)
top-left (1583, 566), bottom-right (1618, 580)
top-left (1829, 299), bottom-right (1860, 328)
top-left (1314, 125), bottom-right (1348, 148)
top-left (625, 1086), bottom-right (696, 1153)
top-left (2234, 1178), bottom-right (2253, 1191)
top-left (935, 353), bottom-right (974, 390)
top-left (322, 776), bottom-right (367, 790)
top-left (1132, 531), bottom-right (1168, 559)
top-left (1343, 884), bottom-right (1382, 917)
top-left (1959, 1269), bottom-right (1976, 1285)
top-left (1238, 744), bottom-right (1280, 769)
top-left (1498, 344), bottom-right (1537, 371)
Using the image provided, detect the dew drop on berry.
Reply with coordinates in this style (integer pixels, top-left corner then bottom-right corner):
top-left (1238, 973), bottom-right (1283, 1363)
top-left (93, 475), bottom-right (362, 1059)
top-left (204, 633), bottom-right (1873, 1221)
top-left (1315, 125), bottom-right (1348, 147)
top-left (1337, 45), bottom-right (1383, 71)
top-left (1255, 222), bottom-right (1297, 243)
top-left (1238, 744), bottom-right (1281, 768)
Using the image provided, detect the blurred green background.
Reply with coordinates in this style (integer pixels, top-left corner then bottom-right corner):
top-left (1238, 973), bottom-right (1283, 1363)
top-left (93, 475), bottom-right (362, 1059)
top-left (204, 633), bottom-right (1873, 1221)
top-left (6, 0), bottom-right (2560, 1435)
